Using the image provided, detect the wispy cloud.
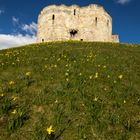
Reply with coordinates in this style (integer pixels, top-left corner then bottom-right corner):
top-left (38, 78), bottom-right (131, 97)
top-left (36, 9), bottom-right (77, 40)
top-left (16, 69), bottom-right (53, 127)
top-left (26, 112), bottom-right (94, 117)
top-left (0, 9), bottom-right (4, 15)
top-left (0, 34), bottom-right (36, 50)
top-left (12, 16), bottom-right (19, 25)
top-left (21, 22), bottom-right (37, 35)
top-left (115, 0), bottom-right (131, 4)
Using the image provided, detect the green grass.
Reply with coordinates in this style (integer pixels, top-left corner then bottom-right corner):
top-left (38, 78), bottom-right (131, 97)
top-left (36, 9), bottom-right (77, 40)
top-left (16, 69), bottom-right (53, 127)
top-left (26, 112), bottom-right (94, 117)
top-left (0, 41), bottom-right (140, 140)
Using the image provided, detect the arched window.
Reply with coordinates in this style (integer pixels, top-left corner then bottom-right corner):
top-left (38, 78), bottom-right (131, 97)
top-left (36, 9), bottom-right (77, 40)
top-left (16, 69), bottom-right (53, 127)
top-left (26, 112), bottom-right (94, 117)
top-left (74, 9), bottom-right (76, 15)
top-left (95, 17), bottom-right (98, 26)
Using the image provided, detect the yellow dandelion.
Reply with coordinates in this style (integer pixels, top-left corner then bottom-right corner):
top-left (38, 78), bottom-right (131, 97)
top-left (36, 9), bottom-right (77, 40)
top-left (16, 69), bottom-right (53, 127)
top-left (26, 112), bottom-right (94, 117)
top-left (55, 100), bottom-right (58, 103)
top-left (46, 125), bottom-right (54, 135)
top-left (114, 80), bottom-right (117, 83)
top-left (65, 72), bottom-right (69, 76)
top-left (9, 81), bottom-right (15, 85)
top-left (107, 75), bottom-right (110, 78)
top-left (89, 75), bottom-right (93, 79)
top-left (25, 72), bottom-right (31, 76)
top-left (124, 100), bottom-right (126, 104)
top-left (79, 73), bottom-right (82, 76)
top-left (66, 78), bottom-right (69, 81)
top-left (57, 58), bottom-right (61, 61)
top-left (54, 65), bottom-right (57, 68)
top-left (44, 65), bottom-right (47, 68)
top-left (98, 65), bottom-right (101, 67)
top-left (95, 72), bottom-right (98, 79)
top-left (118, 75), bottom-right (123, 79)
top-left (65, 64), bottom-right (69, 67)
top-left (104, 88), bottom-right (107, 91)
top-left (0, 93), bottom-right (4, 97)
top-left (103, 65), bottom-right (107, 68)
top-left (94, 97), bottom-right (98, 101)
top-left (11, 109), bottom-right (17, 114)
top-left (12, 96), bottom-right (17, 101)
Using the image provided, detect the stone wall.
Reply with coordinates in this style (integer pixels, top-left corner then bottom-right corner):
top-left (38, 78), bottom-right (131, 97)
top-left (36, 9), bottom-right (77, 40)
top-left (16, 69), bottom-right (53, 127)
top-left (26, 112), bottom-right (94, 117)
top-left (37, 4), bottom-right (119, 43)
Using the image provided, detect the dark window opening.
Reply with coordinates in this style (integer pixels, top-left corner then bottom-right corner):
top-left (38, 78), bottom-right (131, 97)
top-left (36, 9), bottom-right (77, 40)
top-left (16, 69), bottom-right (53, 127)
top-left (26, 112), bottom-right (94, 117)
top-left (42, 39), bottom-right (44, 42)
top-left (52, 14), bottom-right (55, 24)
top-left (74, 9), bottom-right (76, 15)
top-left (95, 17), bottom-right (98, 26)
top-left (52, 14), bottom-right (55, 20)
top-left (81, 39), bottom-right (83, 41)
top-left (70, 29), bottom-right (78, 37)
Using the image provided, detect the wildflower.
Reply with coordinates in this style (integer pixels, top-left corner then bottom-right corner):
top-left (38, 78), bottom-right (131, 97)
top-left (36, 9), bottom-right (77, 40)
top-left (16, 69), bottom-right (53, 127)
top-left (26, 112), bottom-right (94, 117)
top-left (124, 100), bottom-right (126, 104)
top-left (55, 100), bottom-right (58, 103)
top-left (26, 72), bottom-right (31, 76)
top-left (98, 65), bottom-right (100, 67)
top-left (11, 109), bottom-right (17, 114)
top-left (65, 64), bottom-right (69, 67)
top-left (103, 65), bottom-right (107, 68)
top-left (104, 88), bottom-right (107, 91)
top-left (9, 81), bottom-right (15, 85)
top-left (94, 97), bottom-right (98, 101)
top-left (89, 75), bottom-right (93, 79)
top-left (12, 96), bottom-right (17, 101)
top-left (107, 75), bottom-right (110, 78)
top-left (46, 125), bottom-right (54, 135)
top-left (66, 78), bottom-right (69, 81)
top-left (65, 72), bottom-right (69, 76)
top-left (95, 72), bottom-right (98, 79)
top-left (54, 65), bottom-right (57, 68)
top-left (118, 75), bottom-right (123, 79)
top-left (79, 73), bottom-right (82, 76)
top-left (57, 58), bottom-right (61, 61)
top-left (0, 93), bottom-right (4, 97)
top-left (114, 80), bottom-right (117, 83)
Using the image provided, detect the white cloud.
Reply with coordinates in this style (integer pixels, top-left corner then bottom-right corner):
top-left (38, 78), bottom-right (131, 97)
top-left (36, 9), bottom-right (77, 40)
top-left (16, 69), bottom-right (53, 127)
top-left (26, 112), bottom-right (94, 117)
top-left (0, 9), bottom-right (4, 15)
top-left (116, 0), bottom-right (131, 4)
top-left (12, 16), bottom-right (19, 25)
top-left (21, 22), bottom-right (37, 35)
top-left (0, 34), bottom-right (36, 50)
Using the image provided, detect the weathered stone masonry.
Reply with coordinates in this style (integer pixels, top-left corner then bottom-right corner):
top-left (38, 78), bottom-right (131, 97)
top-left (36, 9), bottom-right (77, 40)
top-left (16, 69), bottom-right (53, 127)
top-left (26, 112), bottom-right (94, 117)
top-left (37, 4), bottom-right (119, 42)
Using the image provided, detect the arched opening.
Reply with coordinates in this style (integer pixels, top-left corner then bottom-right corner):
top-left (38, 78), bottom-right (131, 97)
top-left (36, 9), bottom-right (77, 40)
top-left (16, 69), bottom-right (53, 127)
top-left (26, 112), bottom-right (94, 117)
top-left (42, 39), bottom-right (44, 42)
top-left (69, 29), bottom-right (78, 37)
top-left (74, 9), bottom-right (76, 15)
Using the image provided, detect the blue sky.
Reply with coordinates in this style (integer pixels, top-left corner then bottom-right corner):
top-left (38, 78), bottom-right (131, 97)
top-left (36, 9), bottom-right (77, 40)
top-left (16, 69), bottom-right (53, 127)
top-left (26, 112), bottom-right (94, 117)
top-left (0, 0), bottom-right (139, 49)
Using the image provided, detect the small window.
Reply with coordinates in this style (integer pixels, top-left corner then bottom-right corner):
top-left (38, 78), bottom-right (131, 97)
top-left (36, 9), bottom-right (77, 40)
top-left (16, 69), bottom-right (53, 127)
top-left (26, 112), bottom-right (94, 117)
top-left (42, 39), bottom-right (44, 42)
top-left (74, 9), bottom-right (76, 15)
top-left (52, 14), bottom-right (55, 24)
top-left (81, 39), bottom-right (83, 41)
top-left (95, 17), bottom-right (98, 26)
top-left (52, 14), bottom-right (55, 20)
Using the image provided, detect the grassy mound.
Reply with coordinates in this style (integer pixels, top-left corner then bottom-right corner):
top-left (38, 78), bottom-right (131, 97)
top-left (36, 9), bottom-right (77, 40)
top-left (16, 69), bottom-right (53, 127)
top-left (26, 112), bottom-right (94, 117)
top-left (0, 42), bottom-right (140, 140)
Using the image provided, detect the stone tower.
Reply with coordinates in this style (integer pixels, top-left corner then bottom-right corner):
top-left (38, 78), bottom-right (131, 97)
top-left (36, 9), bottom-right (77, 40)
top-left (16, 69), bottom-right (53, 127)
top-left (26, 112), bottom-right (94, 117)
top-left (37, 4), bottom-right (119, 42)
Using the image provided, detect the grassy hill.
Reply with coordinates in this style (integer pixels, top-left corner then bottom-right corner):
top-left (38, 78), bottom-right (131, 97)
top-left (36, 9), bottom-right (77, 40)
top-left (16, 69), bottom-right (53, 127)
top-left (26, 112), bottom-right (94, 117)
top-left (0, 41), bottom-right (140, 140)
